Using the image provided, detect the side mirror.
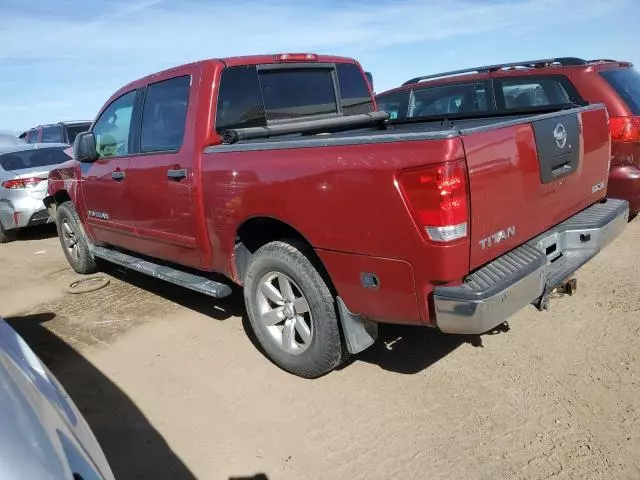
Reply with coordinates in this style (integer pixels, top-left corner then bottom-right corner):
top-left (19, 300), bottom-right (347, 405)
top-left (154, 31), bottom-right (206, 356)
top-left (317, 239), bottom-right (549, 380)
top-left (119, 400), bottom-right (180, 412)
top-left (74, 131), bottom-right (98, 163)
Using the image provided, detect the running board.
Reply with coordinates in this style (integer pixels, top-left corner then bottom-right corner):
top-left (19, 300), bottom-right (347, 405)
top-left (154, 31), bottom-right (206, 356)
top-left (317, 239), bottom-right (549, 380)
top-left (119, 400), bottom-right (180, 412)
top-left (91, 246), bottom-right (233, 298)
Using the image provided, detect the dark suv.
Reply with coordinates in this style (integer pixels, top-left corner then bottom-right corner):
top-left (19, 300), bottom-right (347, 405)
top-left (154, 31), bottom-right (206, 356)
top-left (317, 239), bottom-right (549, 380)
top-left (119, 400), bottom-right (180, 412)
top-left (377, 58), bottom-right (640, 214)
top-left (19, 121), bottom-right (92, 145)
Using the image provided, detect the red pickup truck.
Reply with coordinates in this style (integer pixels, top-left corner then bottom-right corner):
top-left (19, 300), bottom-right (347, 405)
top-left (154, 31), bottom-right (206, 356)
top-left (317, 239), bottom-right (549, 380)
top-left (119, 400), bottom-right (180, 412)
top-left (46, 53), bottom-right (628, 378)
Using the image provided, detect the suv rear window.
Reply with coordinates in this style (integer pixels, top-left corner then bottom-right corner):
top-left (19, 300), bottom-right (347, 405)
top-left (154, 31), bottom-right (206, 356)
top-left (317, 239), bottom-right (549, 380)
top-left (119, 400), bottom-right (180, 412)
top-left (0, 147), bottom-right (71, 171)
top-left (215, 63), bottom-right (373, 131)
top-left (600, 68), bottom-right (640, 115)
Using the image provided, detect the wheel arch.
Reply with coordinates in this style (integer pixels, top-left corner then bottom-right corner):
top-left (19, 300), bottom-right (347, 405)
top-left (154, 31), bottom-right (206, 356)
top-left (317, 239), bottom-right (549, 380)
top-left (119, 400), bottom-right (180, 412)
top-left (233, 216), bottom-right (334, 293)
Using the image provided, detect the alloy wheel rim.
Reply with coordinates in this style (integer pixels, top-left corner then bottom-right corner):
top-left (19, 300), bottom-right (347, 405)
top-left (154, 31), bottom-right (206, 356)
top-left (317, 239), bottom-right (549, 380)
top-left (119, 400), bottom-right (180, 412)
top-left (61, 219), bottom-right (80, 261)
top-left (256, 272), bottom-right (313, 355)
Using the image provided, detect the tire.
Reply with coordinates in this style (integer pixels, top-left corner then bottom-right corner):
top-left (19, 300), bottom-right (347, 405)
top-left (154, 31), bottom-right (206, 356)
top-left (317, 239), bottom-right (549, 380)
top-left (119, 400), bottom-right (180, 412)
top-left (244, 240), bottom-right (344, 378)
top-left (56, 201), bottom-right (98, 274)
top-left (0, 221), bottom-right (16, 244)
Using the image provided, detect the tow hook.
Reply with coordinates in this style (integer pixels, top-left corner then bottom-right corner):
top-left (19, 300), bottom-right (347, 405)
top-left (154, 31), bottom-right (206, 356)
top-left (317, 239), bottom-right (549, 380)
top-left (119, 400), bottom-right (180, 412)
top-left (554, 278), bottom-right (578, 296)
top-left (534, 278), bottom-right (578, 311)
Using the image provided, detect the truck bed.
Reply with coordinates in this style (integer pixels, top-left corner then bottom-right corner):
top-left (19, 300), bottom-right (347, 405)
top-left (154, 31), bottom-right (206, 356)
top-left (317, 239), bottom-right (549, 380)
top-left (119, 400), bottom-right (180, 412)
top-left (206, 105), bottom-right (600, 152)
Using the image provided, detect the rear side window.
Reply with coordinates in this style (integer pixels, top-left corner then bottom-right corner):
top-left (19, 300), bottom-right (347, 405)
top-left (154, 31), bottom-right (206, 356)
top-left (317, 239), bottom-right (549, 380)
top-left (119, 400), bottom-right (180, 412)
top-left (376, 91), bottom-right (410, 120)
top-left (215, 63), bottom-right (373, 132)
top-left (0, 147), bottom-right (71, 171)
top-left (140, 76), bottom-right (191, 153)
top-left (215, 66), bottom-right (266, 131)
top-left (336, 63), bottom-right (373, 115)
top-left (26, 129), bottom-right (39, 143)
top-left (41, 126), bottom-right (63, 143)
top-left (65, 125), bottom-right (90, 145)
top-left (410, 82), bottom-right (490, 117)
top-left (495, 76), bottom-right (579, 110)
top-left (600, 68), bottom-right (640, 115)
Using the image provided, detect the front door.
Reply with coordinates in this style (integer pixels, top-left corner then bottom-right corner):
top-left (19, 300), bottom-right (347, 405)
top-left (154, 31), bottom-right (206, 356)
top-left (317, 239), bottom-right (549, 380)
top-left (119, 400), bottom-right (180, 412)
top-left (81, 89), bottom-right (138, 247)
top-left (124, 74), bottom-right (200, 268)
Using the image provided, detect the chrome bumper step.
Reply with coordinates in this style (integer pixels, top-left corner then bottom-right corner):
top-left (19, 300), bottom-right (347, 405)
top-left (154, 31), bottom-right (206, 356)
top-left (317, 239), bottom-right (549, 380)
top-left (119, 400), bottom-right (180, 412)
top-left (434, 199), bottom-right (629, 334)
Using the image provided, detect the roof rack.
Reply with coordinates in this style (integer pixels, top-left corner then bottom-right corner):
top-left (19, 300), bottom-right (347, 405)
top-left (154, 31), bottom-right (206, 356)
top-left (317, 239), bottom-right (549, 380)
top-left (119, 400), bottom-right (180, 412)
top-left (402, 57), bottom-right (588, 86)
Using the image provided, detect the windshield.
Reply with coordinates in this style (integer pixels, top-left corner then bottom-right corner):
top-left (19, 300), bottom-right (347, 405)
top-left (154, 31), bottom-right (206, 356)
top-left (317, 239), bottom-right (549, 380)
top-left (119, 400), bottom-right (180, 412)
top-left (0, 147), bottom-right (71, 171)
top-left (600, 68), bottom-right (640, 115)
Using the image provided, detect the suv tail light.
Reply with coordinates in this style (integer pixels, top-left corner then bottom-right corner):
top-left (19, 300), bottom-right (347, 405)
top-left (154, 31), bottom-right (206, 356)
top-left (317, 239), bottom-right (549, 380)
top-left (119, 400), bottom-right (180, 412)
top-left (1, 177), bottom-right (43, 189)
top-left (397, 160), bottom-right (469, 242)
top-left (610, 116), bottom-right (640, 143)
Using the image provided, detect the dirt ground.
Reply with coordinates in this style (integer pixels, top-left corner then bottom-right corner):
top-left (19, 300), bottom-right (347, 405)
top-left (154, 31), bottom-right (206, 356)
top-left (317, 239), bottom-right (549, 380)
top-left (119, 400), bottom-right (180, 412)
top-left (1, 219), bottom-right (640, 480)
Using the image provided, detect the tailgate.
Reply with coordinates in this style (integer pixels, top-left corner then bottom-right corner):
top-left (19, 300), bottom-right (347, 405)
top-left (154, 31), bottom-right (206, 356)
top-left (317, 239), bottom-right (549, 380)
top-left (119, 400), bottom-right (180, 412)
top-left (463, 105), bottom-right (611, 270)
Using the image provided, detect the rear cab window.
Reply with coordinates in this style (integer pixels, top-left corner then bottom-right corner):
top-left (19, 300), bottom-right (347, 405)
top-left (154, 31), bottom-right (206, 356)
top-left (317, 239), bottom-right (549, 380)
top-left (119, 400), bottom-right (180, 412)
top-left (600, 68), bottom-right (640, 115)
top-left (215, 62), bottom-right (373, 132)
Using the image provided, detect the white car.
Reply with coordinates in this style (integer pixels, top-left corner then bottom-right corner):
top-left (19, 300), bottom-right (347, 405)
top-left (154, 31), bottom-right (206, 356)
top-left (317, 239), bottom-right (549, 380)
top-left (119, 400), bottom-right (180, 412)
top-left (0, 317), bottom-right (114, 479)
top-left (0, 143), bottom-right (71, 243)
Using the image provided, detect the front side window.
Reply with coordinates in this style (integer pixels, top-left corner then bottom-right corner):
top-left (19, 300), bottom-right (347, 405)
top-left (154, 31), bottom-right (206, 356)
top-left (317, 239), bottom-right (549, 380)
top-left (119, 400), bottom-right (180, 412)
top-left (41, 126), bottom-right (64, 143)
top-left (410, 82), bottom-right (490, 117)
top-left (600, 68), bottom-right (640, 115)
top-left (26, 129), bottom-right (39, 143)
top-left (496, 76), bottom-right (578, 110)
top-left (92, 90), bottom-right (136, 158)
top-left (140, 76), bottom-right (190, 153)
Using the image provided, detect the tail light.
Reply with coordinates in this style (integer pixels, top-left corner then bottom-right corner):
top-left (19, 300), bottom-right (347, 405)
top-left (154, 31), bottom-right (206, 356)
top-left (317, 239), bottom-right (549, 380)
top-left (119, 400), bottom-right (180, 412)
top-left (397, 160), bottom-right (469, 242)
top-left (276, 53), bottom-right (318, 62)
top-left (1, 177), bottom-right (43, 189)
top-left (610, 116), bottom-right (640, 143)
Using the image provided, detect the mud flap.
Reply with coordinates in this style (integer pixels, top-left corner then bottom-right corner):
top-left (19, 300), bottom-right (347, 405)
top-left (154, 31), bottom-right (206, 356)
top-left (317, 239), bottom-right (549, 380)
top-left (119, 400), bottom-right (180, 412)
top-left (336, 297), bottom-right (378, 354)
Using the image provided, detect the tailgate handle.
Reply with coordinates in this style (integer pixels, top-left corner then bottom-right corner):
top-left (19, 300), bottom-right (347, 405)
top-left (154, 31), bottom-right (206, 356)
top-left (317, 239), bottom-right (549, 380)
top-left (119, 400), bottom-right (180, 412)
top-left (167, 167), bottom-right (188, 181)
top-left (551, 160), bottom-right (573, 178)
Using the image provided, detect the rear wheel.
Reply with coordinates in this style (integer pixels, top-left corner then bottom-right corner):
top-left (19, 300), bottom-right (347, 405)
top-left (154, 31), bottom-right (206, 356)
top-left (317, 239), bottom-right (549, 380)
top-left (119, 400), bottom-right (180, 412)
top-left (0, 220), bottom-right (16, 244)
top-left (244, 240), bottom-right (344, 378)
top-left (56, 201), bottom-right (98, 274)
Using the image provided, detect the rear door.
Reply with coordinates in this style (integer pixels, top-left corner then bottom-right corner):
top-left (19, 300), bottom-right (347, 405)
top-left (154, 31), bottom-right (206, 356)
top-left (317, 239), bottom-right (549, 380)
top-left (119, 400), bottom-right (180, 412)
top-left (124, 72), bottom-right (199, 268)
top-left (81, 90), bottom-right (138, 246)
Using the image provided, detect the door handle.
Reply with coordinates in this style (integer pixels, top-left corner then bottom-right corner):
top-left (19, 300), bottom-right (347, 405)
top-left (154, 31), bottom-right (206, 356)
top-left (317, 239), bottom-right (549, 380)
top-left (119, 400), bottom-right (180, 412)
top-left (111, 170), bottom-right (125, 181)
top-left (167, 168), bottom-right (188, 181)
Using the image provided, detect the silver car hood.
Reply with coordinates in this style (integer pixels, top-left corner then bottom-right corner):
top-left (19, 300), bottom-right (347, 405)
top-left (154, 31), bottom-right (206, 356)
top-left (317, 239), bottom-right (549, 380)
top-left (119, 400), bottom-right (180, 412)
top-left (0, 320), bottom-right (114, 480)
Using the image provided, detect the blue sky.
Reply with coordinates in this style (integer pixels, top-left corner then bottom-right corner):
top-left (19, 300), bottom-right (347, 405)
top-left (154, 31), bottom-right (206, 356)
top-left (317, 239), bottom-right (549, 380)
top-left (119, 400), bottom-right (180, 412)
top-left (0, 0), bottom-right (638, 133)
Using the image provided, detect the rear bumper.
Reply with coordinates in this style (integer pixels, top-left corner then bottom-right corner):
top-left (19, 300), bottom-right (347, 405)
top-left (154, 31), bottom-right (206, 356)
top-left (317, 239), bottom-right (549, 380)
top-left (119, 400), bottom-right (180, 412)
top-left (0, 196), bottom-right (52, 230)
top-left (607, 165), bottom-right (640, 215)
top-left (434, 199), bottom-right (629, 334)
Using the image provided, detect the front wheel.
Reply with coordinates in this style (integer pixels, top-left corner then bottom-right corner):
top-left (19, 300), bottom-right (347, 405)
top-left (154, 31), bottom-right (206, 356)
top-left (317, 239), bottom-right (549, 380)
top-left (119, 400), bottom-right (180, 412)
top-left (56, 201), bottom-right (98, 274)
top-left (244, 240), bottom-right (344, 378)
